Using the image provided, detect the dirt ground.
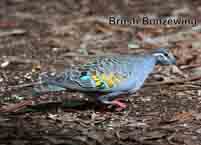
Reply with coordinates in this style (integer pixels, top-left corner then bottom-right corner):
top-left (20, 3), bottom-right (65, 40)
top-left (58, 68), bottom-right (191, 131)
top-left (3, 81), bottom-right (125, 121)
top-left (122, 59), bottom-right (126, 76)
top-left (1, 0), bottom-right (201, 145)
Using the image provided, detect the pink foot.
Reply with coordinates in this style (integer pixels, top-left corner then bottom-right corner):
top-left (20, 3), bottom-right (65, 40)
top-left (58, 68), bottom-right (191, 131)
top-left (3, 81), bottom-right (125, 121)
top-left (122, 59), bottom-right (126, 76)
top-left (111, 98), bottom-right (127, 111)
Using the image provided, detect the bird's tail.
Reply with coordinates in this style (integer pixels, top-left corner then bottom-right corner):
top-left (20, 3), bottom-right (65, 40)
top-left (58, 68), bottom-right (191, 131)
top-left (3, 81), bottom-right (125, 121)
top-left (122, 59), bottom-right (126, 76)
top-left (33, 72), bottom-right (66, 95)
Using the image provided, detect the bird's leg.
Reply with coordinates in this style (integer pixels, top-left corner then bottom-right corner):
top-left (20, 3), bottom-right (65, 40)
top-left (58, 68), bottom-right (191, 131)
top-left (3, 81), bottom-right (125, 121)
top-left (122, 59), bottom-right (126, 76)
top-left (97, 92), bottom-right (127, 110)
top-left (111, 98), bottom-right (127, 111)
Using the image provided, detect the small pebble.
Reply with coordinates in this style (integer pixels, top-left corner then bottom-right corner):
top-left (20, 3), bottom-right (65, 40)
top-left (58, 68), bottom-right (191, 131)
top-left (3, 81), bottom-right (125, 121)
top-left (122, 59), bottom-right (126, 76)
top-left (1, 61), bottom-right (9, 68)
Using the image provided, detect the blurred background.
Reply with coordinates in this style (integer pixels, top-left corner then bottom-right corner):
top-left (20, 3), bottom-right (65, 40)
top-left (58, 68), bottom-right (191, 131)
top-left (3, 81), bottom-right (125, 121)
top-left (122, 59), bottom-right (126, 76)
top-left (0, 0), bottom-right (201, 145)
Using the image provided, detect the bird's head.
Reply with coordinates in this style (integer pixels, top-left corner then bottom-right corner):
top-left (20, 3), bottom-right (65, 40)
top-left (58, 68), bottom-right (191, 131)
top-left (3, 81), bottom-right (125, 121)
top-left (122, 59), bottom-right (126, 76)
top-left (151, 48), bottom-right (176, 65)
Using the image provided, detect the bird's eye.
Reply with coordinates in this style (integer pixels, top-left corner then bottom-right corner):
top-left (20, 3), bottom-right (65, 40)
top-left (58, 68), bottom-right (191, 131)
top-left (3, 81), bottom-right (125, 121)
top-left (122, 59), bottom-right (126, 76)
top-left (164, 53), bottom-right (169, 57)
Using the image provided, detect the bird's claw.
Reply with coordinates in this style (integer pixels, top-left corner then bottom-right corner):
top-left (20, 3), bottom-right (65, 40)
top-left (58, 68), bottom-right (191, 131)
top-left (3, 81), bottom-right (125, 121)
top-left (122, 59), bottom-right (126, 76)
top-left (111, 98), bottom-right (127, 111)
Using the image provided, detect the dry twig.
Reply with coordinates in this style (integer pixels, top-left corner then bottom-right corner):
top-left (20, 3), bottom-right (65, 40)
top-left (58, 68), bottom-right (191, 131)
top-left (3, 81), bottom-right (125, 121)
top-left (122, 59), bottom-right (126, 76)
top-left (145, 76), bottom-right (201, 86)
top-left (0, 29), bottom-right (26, 37)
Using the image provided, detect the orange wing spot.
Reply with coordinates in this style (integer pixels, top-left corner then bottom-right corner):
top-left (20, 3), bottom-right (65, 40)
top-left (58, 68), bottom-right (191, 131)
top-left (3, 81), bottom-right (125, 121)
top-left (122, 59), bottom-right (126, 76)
top-left (92, 75), bottom-right (99, 81)
top-left (92, 74), bottom-right (104, 88)
top-left (101, 73), bottom-right (125, 88)
top-left (92, 73), bottom-right (126, 88)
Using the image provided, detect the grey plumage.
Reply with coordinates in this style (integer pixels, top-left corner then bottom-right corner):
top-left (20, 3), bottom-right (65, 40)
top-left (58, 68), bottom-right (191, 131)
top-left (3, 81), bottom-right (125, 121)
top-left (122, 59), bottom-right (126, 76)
top-left (34, 48), bottom-right (176, 108)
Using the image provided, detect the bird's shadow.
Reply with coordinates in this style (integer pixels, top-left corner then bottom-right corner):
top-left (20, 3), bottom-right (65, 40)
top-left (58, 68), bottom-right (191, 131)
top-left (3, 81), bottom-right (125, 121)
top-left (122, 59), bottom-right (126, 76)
top-left (11, 91), bottom-right (118, 114)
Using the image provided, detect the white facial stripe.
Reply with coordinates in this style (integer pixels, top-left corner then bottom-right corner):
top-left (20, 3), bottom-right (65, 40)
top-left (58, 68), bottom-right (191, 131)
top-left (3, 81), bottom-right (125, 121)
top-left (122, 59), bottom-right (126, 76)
top-left (153, 53), bottom-right (169, 61)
